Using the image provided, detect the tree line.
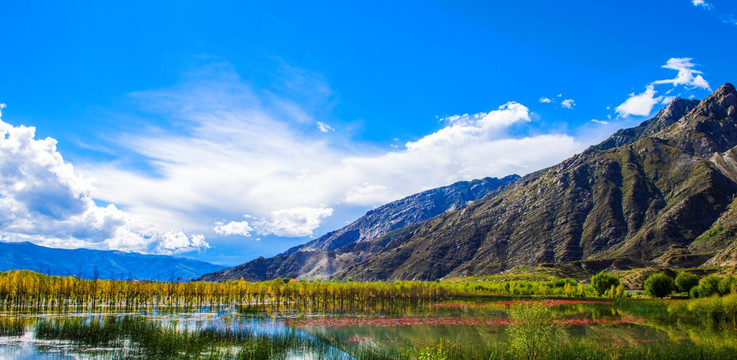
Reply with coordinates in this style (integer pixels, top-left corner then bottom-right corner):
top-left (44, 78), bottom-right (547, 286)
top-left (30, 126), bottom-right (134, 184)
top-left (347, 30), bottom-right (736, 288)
top-left (0, 270), bottom-right (610, 312)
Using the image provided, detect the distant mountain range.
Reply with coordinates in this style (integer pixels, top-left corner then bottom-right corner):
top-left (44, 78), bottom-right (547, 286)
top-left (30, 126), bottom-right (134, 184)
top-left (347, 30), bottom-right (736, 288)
top-left (0, 241), bottom-right (226, 280)
top-left (199, 175), bottom-right (519, 281)
top-left (203, 83), bottom-right (737, 282)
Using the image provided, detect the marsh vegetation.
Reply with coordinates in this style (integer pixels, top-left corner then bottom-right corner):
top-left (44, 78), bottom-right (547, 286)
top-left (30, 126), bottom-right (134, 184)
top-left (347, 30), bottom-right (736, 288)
top-left (1, 270), bottom-right (737, 359)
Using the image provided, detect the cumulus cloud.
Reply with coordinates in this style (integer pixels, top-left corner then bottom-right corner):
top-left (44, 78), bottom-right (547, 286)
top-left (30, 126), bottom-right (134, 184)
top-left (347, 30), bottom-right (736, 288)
top-left (538, 95), bottom-right (575, 109)
top-left (616, 85), bottom-right (663, 117)
top-left (79, 66), bottom-right (586, 243)
top-left (214, 207), bottom-right (333, 238)
top-left (438, 102), bottom-right (529, 129)
top-left (0, 109), bottom-right (207, 254)
top-left (214, 218), bottom-right (253, 236)
top-left (251, 207), bottom-right (333, 237)
top-left (616, 58), bottom-right (710, 118)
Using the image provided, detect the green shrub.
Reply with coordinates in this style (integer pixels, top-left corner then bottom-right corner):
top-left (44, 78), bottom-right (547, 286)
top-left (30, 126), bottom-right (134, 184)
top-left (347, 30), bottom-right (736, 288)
top-left (644, 272), bottom-right (674, 298)
top-left (507, 303), bottom-right (560, 360)
top-left (718, 275), bottom-right (736, 296)
top-left (591, 272), bottom-right (619, 296)
top-left (675, 272), bottom-right (699, 294)
top-left (699, 274), bottom-right (722, 297)
top-left (690, 286), bottom-right (701, 298)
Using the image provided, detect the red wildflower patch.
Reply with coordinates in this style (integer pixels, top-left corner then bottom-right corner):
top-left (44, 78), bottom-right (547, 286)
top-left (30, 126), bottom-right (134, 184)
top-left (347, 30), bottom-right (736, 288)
top-left (432, 299), bottom-right (612, 308)
top-left (288, 314), bottom-right (642, 329)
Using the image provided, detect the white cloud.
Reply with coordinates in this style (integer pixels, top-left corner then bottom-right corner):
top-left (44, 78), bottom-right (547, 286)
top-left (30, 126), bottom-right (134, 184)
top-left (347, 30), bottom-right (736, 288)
top-left (251, 207), bottom-right (333, 237)
top-left (616, 85), bottom-right (663, 118)
top-left (345, 184), bottom-right (390, 205)
top-left (591, 119), bottom-right (609, 125)
top-left (616, 57), bottom-right (710, 118)
top-left (214, 206), bottom-right (333, 238)
top-left (692, 0), bottom-right (712, 9)
top-left (0, 109), bottom-right (207, 255)
top-left (78, 66), bottom-right (587, 244)
top-left (539, 96), bottom-right (574, 109)
top-left (214, 218), bottom-right (253, 236)
top-left (652, 58), bottom-right (711, 90)
top-left (692, 0), bottom-right (737, 27)
top-left (317, 121), bottom-right (334, 132)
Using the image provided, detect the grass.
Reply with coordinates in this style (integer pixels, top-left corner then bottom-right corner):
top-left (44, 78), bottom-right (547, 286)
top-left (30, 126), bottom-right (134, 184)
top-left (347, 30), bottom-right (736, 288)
top-left (0, 317), bottom-right (24, 336)
top-left (34, 316), bottom-right (342, 360)
top-left (667, 293), bottom-right (737, 328)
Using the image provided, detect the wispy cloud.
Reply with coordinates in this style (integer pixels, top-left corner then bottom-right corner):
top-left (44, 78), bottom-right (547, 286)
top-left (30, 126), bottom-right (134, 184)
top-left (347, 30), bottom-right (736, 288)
top-left (539, 97), bottom-right (552, 103)
top-left (616, 58), bottom-right (710, 118)
top-left (317, 121), bottom-right (334, 132)
top-left (77, 64), bottom-right (585, 243)
top-left (692, 0), bottom-right (713, 9)
top-left (652, 58), bottom-right (711, 90)
top-left (691, 0), bottom-right (737, 26)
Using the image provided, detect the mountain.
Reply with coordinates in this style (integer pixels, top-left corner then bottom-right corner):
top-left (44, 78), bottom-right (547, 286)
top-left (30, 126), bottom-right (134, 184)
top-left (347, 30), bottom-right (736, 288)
top-left (0, 241), bottom-right (226, 280)
top-left (338, 83), bottom-right (737, 281)
top-left (198, 175), bottom-right (520, 281)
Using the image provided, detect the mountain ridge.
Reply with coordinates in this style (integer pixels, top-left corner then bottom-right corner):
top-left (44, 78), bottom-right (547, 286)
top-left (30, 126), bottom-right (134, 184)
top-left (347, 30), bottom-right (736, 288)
top-left (199, 175), bottom-right (520, 281)
top-left (0, 241), bottom-right (226, 280)
top-left (337, 83), bottom-right (737, 281)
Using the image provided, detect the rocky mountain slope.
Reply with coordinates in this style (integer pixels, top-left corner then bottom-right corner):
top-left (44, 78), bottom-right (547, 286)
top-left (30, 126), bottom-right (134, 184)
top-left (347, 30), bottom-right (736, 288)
top-left (199, 175), bottom-right (519, 281)
top-left (0, 241), bottom-right (226, 280)
top-left (339, 83), bottom-right (737, 281)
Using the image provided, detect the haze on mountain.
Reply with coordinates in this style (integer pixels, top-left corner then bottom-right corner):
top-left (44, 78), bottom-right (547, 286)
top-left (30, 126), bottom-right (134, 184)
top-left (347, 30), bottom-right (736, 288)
top-left (199, 175), bottom-right (519, 281)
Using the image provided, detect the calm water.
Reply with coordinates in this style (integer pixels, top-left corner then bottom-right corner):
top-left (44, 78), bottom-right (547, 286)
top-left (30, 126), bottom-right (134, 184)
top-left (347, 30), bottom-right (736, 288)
top-left (0, 298), bottom-right (729, 359)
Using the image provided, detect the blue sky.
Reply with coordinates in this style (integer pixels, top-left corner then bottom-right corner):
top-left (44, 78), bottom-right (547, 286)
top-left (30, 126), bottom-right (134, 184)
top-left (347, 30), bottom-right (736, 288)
top-left (0, 1), bottom-right (736, 265)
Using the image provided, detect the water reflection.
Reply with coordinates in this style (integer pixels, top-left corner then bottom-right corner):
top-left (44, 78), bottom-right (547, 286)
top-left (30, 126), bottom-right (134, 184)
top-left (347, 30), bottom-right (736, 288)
top-left (0, 309), bottom-right (355, 360)
top-left (0, 298), bottom-right (735, 359)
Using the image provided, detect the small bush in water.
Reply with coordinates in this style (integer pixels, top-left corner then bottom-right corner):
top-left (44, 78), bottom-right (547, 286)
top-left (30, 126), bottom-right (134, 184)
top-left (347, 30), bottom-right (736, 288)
top-left (507, 303), bottom-right (560, 360)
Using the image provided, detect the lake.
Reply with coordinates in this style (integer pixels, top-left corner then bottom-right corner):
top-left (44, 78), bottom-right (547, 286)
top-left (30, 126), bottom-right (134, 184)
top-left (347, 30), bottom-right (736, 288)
top-left (1, 297), bottom-right (735, 359)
